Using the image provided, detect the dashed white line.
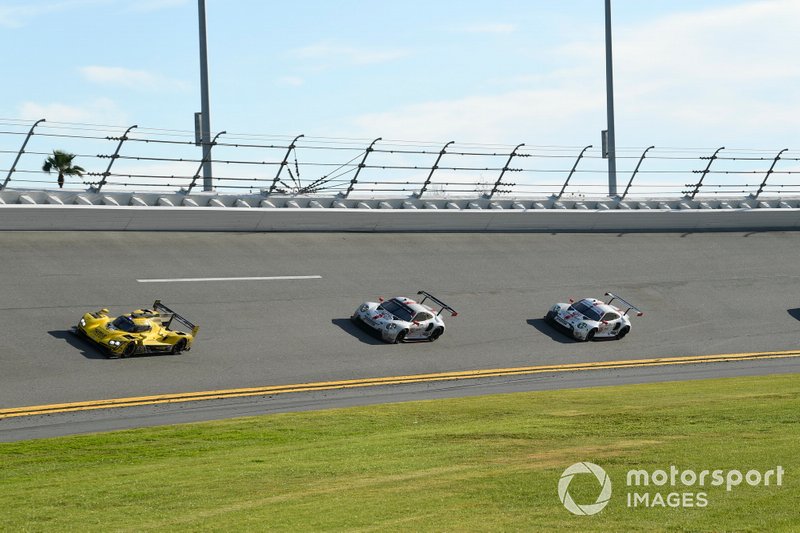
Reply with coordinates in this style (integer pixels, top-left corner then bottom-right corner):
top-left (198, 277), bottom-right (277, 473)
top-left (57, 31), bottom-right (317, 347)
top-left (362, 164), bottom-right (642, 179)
top-left (137, 275), bottom-right (322, 283)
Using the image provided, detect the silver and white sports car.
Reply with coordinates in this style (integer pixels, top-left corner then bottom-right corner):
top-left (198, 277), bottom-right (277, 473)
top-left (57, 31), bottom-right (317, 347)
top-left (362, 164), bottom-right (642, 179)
top-left (351, 291), bottom-right (457, 343)
top-left (545, 292), bottom-right (643, 341)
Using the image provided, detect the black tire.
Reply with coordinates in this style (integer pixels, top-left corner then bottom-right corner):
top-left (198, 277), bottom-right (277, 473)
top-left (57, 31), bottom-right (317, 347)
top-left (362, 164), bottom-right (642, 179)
top-left (429, 327), bottom-right (444, 342)
top-left (394, 329), bottom-right (407, 344)
top-left (171, 339), bottom-right (187, 355)
top-left (121, 342), bottom-right (136, 358)
top-left (545, 311), bottom-right (555, 323)
top-left (585, 328), bottom-right (597, 342)
top-left (616, 326), bottom-right (630, 340)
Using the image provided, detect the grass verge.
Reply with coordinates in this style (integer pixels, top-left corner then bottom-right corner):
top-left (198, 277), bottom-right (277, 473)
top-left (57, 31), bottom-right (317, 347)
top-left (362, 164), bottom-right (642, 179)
top-left (1, 374), bottom-right (798, 532)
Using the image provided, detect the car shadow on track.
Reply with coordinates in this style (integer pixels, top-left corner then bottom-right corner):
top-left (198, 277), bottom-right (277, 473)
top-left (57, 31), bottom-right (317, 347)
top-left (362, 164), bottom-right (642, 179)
top-left (788, 308), bottom-right (800, 322)
top-left (526, 318), bottom-right (579, 344)
top-left (331, 318), bottom-right (388, 346)
top-left (48, 329), bottom-right (108, 359)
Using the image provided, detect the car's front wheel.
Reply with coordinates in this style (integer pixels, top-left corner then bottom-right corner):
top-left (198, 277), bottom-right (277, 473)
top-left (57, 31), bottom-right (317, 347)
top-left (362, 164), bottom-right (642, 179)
top-left (394, 329), bottom-right (408, 344)
top-left (585, 328), bottom-right (597, 342)
top-left (121, 342), bottom-right (136, 358)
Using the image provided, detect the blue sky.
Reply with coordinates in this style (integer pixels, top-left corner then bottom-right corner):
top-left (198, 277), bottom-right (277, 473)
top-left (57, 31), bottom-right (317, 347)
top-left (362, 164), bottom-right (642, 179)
top-left (1, 0), bottom-right (798, 194)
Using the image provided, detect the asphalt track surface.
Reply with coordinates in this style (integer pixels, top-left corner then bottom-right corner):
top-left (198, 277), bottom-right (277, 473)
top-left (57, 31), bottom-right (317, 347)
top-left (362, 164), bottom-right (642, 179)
top-left (1, 231), bottom-right (799, 440)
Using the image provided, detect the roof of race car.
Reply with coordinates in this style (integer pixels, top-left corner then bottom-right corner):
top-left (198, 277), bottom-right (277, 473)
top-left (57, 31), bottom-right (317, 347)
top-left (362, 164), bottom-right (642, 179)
top-left (390, 297), bottom-right (431, 314)
top-left (575, 298), bottom-right (620, 315)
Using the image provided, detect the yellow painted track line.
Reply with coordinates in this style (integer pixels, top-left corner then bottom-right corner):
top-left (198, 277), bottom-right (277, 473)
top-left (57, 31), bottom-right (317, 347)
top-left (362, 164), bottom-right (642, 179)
top-left (2, 349), bottom-right (799, 419)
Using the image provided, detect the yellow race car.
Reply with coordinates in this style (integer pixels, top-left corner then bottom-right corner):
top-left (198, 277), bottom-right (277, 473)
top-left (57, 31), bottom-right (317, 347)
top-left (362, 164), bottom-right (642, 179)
top-left (74, 300), bottom-right (199, 358)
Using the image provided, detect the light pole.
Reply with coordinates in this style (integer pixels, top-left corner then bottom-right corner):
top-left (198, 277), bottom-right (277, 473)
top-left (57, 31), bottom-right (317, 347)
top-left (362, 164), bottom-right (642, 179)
top-left (604, 0), bottom-right (617, 196)
top-left (197, 0), bottom-right (213, 191)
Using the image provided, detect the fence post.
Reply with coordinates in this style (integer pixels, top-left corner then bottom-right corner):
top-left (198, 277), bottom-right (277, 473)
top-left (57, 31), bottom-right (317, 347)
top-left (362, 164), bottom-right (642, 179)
top-left (267, 134), bottom-right (304, 195)
top-left (485, 143), bottom-right (525, 199)
top-left (686, 146), bottom-right (724, 200)
top-left (1, 118), bottom-right (45, 190)
top-left (619, 145), bottom-right (654, 200)
top-left (341, 137), bottom-right (381, 198)
top-left (416, 141), bottom-right (454, 198)
top-left (554, 145), bottom-right (592, 200)
top-left (752, 148), bottom-right (788, 199)
top-left (93, 124), bottom-right (137, 192)
top-left (187, 130), bottom-right (226, 193)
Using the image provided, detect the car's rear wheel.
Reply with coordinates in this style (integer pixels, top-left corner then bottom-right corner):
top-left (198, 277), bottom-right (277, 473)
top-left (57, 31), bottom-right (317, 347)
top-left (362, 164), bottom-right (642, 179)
top-left (122, 342), bottom-right (136, 358)
top-left (429, 327), bottom-right (444, 342)
top-left (171, 339), bottom-right (187, 355)
top-left (616, 326), bottom-right (630, 340)
top-left (545, 311), bottom-right (555, 323)
top-left (394, 329), bottom-right (407, 344)
top-left (586, 328), bottom-right (597, 341)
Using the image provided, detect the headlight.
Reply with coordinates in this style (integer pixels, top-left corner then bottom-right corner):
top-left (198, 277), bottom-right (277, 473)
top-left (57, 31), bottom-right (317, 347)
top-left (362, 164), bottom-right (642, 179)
top-left (386, 323), bottom-right (397, 330)
top-left (79, 318), bottom-right (86, 327)
top-left (577, 323), bottom-right (587, 329)
top-left (359, 304), bottom-right (369, 313)
top-left (109, 340), bottom-right (121, 346)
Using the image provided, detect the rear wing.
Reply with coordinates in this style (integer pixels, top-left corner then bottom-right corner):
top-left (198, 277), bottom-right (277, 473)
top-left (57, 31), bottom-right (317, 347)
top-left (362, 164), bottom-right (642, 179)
top-left (604, 292), bottom-right (643, 317)
top-left (153, 300), bottom-right (200, 336)
top-left (416, 291), bottom-right (458, 317)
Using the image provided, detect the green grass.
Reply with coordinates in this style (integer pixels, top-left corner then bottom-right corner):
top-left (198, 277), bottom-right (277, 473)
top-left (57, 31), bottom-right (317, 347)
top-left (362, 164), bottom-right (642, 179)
top-left (1, 374), bottom-right (798, 532)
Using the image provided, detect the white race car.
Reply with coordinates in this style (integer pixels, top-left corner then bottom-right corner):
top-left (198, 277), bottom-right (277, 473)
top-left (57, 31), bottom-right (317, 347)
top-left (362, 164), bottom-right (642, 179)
top-left (545, 292), bottom-right (642, 341)
top-left (351, 291), bottom-right (457, 343)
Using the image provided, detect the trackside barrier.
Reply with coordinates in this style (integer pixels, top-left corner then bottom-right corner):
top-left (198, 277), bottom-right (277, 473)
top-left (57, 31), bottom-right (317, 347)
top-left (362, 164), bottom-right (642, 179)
top-left (1, 199), bottom-right (798, 232)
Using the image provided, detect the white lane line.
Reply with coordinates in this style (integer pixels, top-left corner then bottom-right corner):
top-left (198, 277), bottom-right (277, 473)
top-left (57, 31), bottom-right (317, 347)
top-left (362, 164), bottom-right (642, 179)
top-left (137, 275), bottom-right (322, 283)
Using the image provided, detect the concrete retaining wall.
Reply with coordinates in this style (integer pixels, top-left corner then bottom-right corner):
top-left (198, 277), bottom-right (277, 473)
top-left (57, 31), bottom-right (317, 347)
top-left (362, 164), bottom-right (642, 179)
top-left (2, 204), bottom-right (799, 232)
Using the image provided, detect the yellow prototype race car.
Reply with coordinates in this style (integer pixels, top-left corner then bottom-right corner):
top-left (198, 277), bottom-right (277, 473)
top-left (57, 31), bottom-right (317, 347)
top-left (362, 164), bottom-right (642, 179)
top-left (74, 300), bottom-right (199, 358)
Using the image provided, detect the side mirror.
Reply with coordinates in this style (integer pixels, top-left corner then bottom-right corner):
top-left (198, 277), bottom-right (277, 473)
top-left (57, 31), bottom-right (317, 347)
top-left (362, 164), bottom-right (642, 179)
top-left (413, 321), bottom-right (420, 326)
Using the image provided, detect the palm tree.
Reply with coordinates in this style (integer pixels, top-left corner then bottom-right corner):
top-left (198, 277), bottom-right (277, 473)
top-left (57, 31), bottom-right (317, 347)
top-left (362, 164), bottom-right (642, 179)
top-left (42, 150), bottom-right (85, 189)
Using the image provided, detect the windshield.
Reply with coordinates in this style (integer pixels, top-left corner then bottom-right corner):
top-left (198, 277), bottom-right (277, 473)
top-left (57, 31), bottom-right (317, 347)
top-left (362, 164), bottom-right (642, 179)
top-left (569, 300), bottom-right (603, 322)
top-left (111, 316), bottom-right (150, 333)
top-left (112, 316), bottom-right (136, 332)
top-left (378, 299), bottom-right (414, 322)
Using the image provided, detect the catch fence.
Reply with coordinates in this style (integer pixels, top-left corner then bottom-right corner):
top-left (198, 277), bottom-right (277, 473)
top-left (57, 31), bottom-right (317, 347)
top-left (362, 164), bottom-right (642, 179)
top-left (2, 118), bottom-right (798, 199)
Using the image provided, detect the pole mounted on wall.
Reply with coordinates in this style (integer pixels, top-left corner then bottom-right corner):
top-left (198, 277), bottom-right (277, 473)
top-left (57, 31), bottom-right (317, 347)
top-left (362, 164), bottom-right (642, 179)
top-left (197, 0), bottom-right (214, 191)
top-left (619, 145), bottom-right (654, 200)
top-left (486, 143), bottom-right (525, 199)
top-left (686, 146), bottom-right (724, 200)
top-left (555, 145), bottom-right (592, 200)
top-left (267, 134), bottom-right (305, 195)
top-left (752, 148), bottom-right (788, 199)
top-left (416, 141), bottom-right (454, 198)
top-left (341, 137), bottom-right (381, 198)
top-left (188, 131), bottom-right (226, 193)
top-left (94, 124), bottom-right (138, 192)
top-left (1, 118), bottom-right (45, 190)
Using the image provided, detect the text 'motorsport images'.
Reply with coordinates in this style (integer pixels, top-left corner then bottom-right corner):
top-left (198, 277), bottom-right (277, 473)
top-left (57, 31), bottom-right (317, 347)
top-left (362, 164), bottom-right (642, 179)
top-left (74, 300), bottom-right (200, 357)
top-left (351, 291), bottom-right (457, 343)
top-left (545, 292), bottom-right (643, 341)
